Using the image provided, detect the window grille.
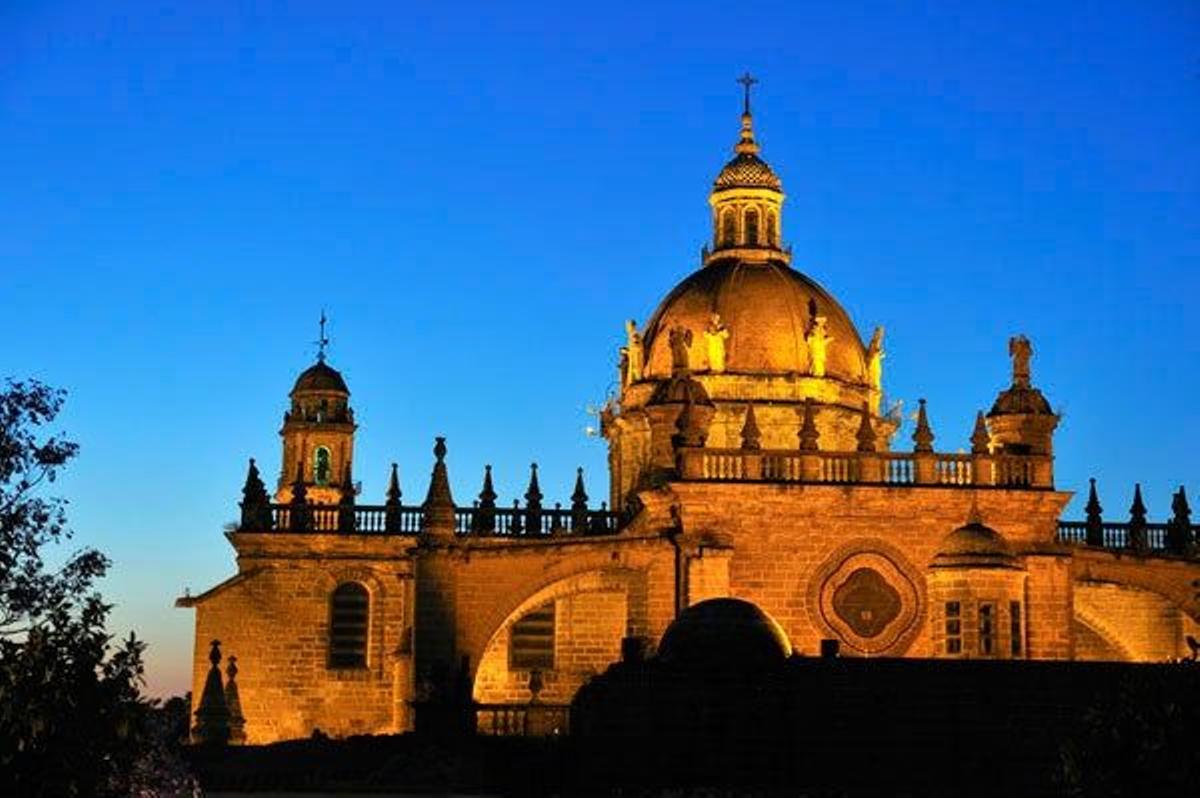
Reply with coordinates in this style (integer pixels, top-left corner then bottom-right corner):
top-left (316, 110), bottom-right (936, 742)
top-left (1010, 601), bottom-right (1022, 657)
top-left (329, 582), bottom-right (369, 668)
top-left (978, 602), bottom-right (996, 656)
top-left (510, 603), bottom-right (555, 670)
top-left (944, 601), bottom-right (962, 655)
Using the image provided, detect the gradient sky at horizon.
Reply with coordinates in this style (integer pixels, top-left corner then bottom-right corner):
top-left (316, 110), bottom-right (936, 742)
top-left (2, 1), bottom-right (1197, 697)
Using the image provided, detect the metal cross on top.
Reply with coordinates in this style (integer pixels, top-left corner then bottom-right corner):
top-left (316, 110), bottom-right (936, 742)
top-left (737, 72), bottom-right (758, 114)
top-left (315, 310), bottom-right (330, 363)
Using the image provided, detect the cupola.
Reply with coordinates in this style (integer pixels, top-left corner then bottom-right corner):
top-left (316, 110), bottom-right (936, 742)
top-left (706, 73), bottom-right (789, 266)
top-left (276, 315), bottom-right (358, 504)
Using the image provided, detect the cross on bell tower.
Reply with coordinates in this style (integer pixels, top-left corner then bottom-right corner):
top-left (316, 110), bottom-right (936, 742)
top-left (314, 310), bottom-right (330, 363)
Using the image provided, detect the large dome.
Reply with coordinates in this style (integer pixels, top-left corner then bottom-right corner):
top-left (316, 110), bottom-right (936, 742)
top-left (641, 260), bottom-right (868, 380)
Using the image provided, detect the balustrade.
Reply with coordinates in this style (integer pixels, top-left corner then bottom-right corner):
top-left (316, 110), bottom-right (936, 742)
top-left (1057, 521), bottom-right (1193, 555)
top-left (250, 503), bottom-right (618, 537)
top-left (475, 703), bottom-right (570, 737)
top-left (676, 447), bottom-right (1049, 489)
top-left (882, 454), bottom-right (914, 485)
top-left (934, 455), bottom-right (972, 486)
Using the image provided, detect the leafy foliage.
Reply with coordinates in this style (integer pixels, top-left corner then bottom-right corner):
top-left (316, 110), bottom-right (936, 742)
top-left (1057, 664), bottom-right (1200, 796)
top-left (0, 379), bottom-right (191, 795)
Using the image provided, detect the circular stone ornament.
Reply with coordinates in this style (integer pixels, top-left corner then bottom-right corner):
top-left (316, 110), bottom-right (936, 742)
top-left (809, 542), bottom-right (924, 655)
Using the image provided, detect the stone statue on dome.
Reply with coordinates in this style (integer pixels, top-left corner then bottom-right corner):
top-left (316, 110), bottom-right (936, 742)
top-left (866, 326), bottom-right (885, 391)
top-left (805, 316), bottom-right (833, 378)
top-left (624, 320), bottom-right (644, 386)
top-left (669, 326), bottom-right (694, 374)
top-left (703, 313), bottom-right (731, 373)
top-left (1009, 335), bottom-right (1033, 388)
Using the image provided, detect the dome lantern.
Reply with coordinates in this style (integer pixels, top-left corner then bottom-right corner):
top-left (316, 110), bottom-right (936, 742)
top-left (706, 74), bottom-right (789, 266)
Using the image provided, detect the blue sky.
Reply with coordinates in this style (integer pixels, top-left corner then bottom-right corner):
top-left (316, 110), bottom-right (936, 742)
top-left (2, 1), bottom-right (1196, 696)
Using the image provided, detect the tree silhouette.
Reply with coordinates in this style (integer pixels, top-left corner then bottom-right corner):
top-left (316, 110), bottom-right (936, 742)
top-left (0, 379), bottom-right (178, 795)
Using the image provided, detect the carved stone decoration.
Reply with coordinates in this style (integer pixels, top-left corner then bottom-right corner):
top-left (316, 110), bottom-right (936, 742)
top-left (668, 326), bottom-right (693, 374)
top-left (1009, 335), bottom-right (1033, 388)
top-left (809, 541), bottom-right (924, 656)
top-left (831, 568), bottom-right (901, 639)
top-left (624, 319), bottom-right (644, 385)
top-left (702, 313), bottom-right (731, 373)
top-left (805, 315), bottom-right (833, 377)
top-left (865, 326), bottom-right (885, 391)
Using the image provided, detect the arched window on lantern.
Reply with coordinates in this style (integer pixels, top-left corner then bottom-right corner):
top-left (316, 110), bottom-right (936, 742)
top-left (314, 446), bottom-right (332, 486)
top-left (766, 210), bottom-right (777, 246)
top-left (329, 582), bottom-right (369, 668)
top-left (720, 209), bottom-right (737, 247)
top-left (744, 208), bottom-right (759, 245)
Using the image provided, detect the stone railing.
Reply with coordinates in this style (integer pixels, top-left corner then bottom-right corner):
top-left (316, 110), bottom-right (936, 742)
top-left (475, 703), bottom-right (571, 736)
top-left (1057, 521), bottom-right (1198, 557)
top-left (678, 447), bottom-right (1052, 489)
top-left (246, 503), bottom-right (621, 536)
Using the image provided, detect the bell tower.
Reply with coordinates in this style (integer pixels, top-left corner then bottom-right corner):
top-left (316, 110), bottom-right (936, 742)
top-left (276, 315), bottom-right (357, 504)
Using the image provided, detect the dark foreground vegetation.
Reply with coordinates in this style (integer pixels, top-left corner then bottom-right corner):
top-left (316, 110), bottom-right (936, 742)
top-left (188, 658), bottom-right (1199, 797)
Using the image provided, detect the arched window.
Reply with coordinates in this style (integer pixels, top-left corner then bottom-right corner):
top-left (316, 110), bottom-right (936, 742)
top-left (766, 211), bottom-right (777, 246)
top-left (744, 209), bottom-right (759, 245)
top-left (721, 209), bottom-right (737, 247)
top-left (314, 446), bottom-right (332, 486)
top-left (509, 602), bottom-right (555, 670)
top-left (329, 582), bottom-right (369, 668)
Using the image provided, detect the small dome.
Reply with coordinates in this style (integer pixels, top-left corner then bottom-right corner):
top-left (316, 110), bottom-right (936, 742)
top-left (988, 385), bottom-right (1053, 417)
top-left (291, 361), bottom-right (349, 395)
top-left (658, 598), bottom-right (792, 667)
top-left (932, 520), bottom-right (1018, 569)
top-left (642, 261), bottom-right (867, 380)
top-left (714, 152), bottom-right (782, 191)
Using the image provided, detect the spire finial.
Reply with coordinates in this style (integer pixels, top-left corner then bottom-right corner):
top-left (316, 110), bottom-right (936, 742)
top-left (315, 310), bottom-right (330, 363)
top-left (737, 72), bottom-right (758, 115)
top-left (734, 73), bottom-right (760, 155)
top-left (912, 398), bottom-right (935, 453)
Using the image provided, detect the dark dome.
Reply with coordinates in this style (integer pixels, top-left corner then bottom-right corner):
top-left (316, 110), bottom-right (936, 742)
top-left (658, 598), bottom-right (791, 667)
top-left (714, 152), bottom-right (782, 190)
top-left (932, 520), bottom-right (1018, 569)
top-left (988, 386), bottom-right (1053, 416)
top-left (291, 361), bottom-right (349, 395)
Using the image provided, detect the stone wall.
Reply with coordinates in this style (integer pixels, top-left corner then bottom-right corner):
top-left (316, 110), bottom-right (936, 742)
top-left (414, 534), bottom-right (677, 703)
top-left (667, 481), bottom-right (1071, 659)
top-left (1074, 580), bottom-right (1183, 661)
top-left (473, 589), bottom-right (627, 705)
top-left (184, 534), bottom-right (415, 744)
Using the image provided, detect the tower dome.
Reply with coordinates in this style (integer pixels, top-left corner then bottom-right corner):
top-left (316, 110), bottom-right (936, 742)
top-left (291, 360), bottom-right (350, 396)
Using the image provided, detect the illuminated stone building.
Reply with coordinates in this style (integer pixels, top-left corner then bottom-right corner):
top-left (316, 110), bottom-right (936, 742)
top-left (179, 87), bottom-right (1200, 745)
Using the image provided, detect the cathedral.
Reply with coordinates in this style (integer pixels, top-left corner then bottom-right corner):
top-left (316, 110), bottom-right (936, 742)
top-left (179, 86), bottom-right (1200, 745)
